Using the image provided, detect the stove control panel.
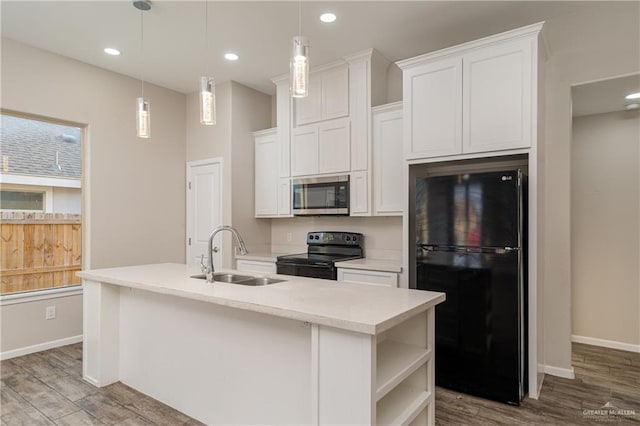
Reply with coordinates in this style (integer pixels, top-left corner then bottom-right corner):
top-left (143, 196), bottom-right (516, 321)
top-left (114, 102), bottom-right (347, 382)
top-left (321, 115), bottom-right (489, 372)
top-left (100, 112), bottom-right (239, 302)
top-left (307, 232), bottom-right (364, 246)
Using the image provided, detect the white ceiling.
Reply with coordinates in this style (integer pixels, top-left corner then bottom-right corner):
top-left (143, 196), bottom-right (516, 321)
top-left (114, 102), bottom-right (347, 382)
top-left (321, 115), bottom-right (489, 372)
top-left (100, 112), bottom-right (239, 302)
top-left (1, 1), bottom-right (611, 96)
top-left (572, 74), bottom-right (640, 117)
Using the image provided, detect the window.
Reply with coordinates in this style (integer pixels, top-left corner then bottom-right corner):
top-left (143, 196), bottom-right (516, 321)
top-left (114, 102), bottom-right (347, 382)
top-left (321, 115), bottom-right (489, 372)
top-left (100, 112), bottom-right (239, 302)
top-left (0, 113), bottom-right (83, 296)
top-left (0, 190), bottom-right (45, 211)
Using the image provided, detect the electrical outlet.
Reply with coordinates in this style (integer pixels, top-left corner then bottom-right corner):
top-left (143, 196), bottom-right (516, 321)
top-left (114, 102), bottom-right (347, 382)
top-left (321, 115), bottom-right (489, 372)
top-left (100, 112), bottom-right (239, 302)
top-left (287, 232), bottom-right (292, 242)
top-left (45, 306), bottom-right (56, 320)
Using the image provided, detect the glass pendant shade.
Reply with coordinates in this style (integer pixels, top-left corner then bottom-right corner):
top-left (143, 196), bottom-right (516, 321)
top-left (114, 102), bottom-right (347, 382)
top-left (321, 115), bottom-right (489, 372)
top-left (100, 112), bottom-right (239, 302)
top-left (200, 76), bottom-right (216, 125)
top-left (290, 35), bottom-right (309, 98)
top-left (136, 97), bottom-right (150, 138)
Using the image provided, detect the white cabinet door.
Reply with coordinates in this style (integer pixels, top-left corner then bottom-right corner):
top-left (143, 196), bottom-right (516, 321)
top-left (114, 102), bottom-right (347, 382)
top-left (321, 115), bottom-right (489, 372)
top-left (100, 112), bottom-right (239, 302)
top-left (294, 72), bottom-right (322, 126)
top-left (254, 130), bottom-right (279, 217)
top-left (337, 268), bottom-right (398, 288)
top-left (318, 118), bottom-right (350, 174)
top-left (463, 38), bottom-right (532, 153)
top-left (236, 260), bottom-right (277, 274)
top-left (403, 56), bottom-right (462, 160)
top-left (291, 125), bottom-right (319, 176)
top-left (372, 103), bottom-right (404, 216)
top-left (350, 170), bottom-right (369, 216)
top-left (349, 59), bottom-right (369, 172)
top-left (322, 65), bottom-right (349, 120)
top-left (278, 178), bottom-right (291, 216)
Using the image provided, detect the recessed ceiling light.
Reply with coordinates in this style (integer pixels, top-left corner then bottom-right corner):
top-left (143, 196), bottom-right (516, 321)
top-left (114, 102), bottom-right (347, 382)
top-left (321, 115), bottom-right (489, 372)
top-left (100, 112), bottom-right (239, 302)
top-left (625, 92), bottom-right (640, 100)
top-left (320, 12), bottom-right (336, 23)
top-left (625, 103), bottom-right (640, 110)
top-left (104, 47), bottom-right (121, 56)
top-left (224, 53), bottom-right (239, 61)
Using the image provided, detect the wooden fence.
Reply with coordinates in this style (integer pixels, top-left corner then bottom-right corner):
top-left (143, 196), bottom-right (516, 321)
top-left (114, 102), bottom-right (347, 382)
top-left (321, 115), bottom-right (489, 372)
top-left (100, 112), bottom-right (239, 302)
top-left (1, 212), bottom-right (82, 295)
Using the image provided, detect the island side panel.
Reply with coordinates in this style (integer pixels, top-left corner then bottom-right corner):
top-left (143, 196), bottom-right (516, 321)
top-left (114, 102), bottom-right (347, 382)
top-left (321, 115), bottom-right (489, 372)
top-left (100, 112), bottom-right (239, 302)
top-left (312, 325), bottom-right (376, 425)
top-left (82, 279), bottom-right (121, 386)
top-left (118, 288), bottom-right (313, 425)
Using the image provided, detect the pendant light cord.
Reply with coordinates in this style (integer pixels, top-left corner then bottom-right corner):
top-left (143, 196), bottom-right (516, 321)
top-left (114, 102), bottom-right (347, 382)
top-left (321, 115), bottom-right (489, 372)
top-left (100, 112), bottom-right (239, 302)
top-left (205, 0), bottom-right (209, 76)
top-left (140, 7), bottom-right (145, 97)
top-left (298, 0), bottom-right (301, 36)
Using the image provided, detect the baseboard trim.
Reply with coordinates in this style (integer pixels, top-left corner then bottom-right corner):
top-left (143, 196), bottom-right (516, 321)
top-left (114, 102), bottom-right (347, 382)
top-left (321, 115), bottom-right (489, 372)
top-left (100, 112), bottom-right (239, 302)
top-left (0, 335), bottom-right (83, 361)
top-left (542, 364), bottom-right (575, 379)
top-left (572, 335), bottom-right (640, 353)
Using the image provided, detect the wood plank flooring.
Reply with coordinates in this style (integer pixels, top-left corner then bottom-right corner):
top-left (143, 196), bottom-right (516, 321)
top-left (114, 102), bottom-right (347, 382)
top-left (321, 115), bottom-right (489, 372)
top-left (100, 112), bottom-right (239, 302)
top-left (1, 342), bottom-right (638, 425)
top-left (435, 342), bottom-right (640, 425)
top-left (0, 344), bottom-right (203, 425)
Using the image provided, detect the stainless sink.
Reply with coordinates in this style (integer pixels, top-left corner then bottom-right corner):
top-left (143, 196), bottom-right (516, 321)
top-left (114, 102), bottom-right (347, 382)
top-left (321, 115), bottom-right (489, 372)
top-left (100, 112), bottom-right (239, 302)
top-left (190, 273), bottom-right (285, 286)
top-left (234, 277), bottom-right (286, 286)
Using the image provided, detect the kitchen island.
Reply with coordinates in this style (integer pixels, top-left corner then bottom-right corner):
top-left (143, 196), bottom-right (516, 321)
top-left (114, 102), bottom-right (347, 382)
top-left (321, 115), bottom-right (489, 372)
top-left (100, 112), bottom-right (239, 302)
top-left (78, 263), bottom-right (444, 425)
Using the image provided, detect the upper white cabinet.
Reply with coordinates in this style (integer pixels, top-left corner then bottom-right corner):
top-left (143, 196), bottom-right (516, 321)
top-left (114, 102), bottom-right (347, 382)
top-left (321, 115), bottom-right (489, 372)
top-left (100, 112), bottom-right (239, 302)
top-left (372, 102), bottom-right (404, 216)
top-left (291, 118), bottom-right (350, 177)
top-left (294, 64), bottom-right (349, 126)
top-left (463, 37), bottom-right (532, 154)
top-left (397, 22), bottom-right (543, 161)
top-left (254, 128), bottom-right (279, 217)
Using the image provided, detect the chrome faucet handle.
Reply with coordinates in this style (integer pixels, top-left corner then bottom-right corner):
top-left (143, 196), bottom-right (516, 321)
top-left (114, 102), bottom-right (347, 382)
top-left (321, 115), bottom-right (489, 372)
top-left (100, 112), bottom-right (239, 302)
top-left (200, 254), bottom-right (208, 274)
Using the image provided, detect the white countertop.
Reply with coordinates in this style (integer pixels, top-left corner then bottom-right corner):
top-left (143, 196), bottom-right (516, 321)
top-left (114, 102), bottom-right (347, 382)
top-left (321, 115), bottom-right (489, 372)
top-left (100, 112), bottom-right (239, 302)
top-left (334, 258), bottom-right (403, 273)
top-left (78, 263), bottom-right (443, 335)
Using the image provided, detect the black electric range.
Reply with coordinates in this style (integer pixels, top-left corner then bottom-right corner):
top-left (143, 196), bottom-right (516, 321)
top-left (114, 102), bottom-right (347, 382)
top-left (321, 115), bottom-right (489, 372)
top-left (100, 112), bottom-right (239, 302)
top-left (276, 232), bottom-right (364, 280)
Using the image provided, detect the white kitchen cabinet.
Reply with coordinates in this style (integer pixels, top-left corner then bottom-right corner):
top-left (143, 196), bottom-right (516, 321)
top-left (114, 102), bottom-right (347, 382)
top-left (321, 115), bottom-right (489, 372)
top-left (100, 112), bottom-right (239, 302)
top-left (350, 170), bottom-right (370, 216)
top-left (401, 57), bottom-right (462, 160)
top-left (372, 102), bottom-right (404, 216)
top-left (254, 128), bottom-right (279, 217)
top-left (397, 23), bottom-right (542, 161)
top-left (236, 259), bottom-right (277, 274)
top-left (290, 125), bottom-right (319, 176)
top-left (291, 118), bottom-right (350, 177)
top-left (277, 178), bottom-right (291, 216)
top-left (294, 63), bottom-right (349, 126)
top-left (463, 37), bottom-right (532, 153)
top-left (338, 268), bottom-right (398, 287)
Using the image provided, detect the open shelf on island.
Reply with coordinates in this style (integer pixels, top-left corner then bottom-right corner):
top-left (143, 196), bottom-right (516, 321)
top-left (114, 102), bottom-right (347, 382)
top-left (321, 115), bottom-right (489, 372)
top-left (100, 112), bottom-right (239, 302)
top-left (377, 383), bottom-right (431, 425)
top-left (376, 339), bottom-right (431, 401)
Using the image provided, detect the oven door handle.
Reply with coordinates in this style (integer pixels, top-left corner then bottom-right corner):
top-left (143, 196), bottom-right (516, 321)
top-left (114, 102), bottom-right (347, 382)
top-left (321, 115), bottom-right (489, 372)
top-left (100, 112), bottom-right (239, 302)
top-left (276, 262), bottom-right (333, 268)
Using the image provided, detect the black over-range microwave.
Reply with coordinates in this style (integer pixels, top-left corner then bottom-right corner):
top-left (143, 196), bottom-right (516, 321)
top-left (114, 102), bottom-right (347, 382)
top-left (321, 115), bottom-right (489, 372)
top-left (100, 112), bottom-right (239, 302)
top-left (292, 175), bottom-right (349, 216)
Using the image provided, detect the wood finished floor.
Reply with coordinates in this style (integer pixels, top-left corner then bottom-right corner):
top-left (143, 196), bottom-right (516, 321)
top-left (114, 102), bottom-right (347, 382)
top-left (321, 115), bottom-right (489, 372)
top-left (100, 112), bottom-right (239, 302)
top-left (1, 342), bottom-right (638, 425)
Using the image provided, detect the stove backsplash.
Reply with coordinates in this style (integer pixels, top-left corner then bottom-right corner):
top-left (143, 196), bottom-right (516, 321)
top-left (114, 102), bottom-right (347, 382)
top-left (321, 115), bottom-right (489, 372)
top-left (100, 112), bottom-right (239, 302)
top-left (271, 216), bottom-right (402, 260)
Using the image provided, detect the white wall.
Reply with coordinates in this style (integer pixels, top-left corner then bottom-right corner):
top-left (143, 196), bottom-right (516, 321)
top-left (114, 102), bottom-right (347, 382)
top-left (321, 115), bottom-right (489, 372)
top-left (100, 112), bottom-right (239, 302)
top-left (540, 2), bottom-right (639, 371)
top-left (272, 217), bottom-right (403, 260)
top-left (571, 110), bottom-right (640, 348)
top-left (52, 187), bottom-right (81, 214)
top-left (1, 39), bottom-right (186, 355)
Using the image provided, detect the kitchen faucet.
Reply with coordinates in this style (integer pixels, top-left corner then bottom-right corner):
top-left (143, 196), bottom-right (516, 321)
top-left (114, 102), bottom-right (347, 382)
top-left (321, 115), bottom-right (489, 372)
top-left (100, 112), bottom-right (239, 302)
top-left (201, 226), bottom-right (248, 282)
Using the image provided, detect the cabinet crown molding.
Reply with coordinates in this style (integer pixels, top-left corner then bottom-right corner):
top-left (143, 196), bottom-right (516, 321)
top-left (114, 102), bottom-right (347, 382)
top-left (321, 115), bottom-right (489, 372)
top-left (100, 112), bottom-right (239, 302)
top-left (372, 101), bottom-right (403, 114)
top-left (252, 127), bottom-right (277, 137)
top-left (396, 21), bottom-right (544, 69)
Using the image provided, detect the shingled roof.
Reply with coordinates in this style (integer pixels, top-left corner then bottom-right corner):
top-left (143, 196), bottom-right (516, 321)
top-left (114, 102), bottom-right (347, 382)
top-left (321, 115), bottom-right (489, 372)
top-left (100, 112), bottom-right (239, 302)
top-left (0, 114), bottom-right (81, 180)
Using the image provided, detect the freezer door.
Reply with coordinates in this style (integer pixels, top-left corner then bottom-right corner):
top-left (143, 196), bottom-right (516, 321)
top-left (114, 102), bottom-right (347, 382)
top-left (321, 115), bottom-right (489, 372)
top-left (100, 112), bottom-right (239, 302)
top-left (417, 248), bottom-right (524, 405)
top-left (415, 170), bottom-right (521, 248)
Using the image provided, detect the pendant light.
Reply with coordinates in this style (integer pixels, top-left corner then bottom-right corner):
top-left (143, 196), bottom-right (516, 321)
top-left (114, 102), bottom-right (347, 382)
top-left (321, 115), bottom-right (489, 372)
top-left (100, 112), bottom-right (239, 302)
top-left (200, 1), bottom-right (216, 125)
top-left (134, 0), bottom-right (151, 138)
top-left (290, 1), bottom-right (309, 98)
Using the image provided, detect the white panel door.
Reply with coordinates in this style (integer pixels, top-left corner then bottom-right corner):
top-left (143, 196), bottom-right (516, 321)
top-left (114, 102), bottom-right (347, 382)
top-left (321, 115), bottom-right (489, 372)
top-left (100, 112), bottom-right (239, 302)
top-left (373, 104), bottom-right (404, 216)
top-left (321, 65), bottom-right (349, 120)
top-left (318, 118), bottom-right (350, 175)
top-left (294, 72), bottom-right (322, 126)
top-left (463, 37), bottom-right (532, 153)
top-left (403, 57), bottom-right (462, 159)
top-left (291, 125), bottom-right (319, 176)
top-left (254, 131), bottom-right (279, 217)
top-left (186, 159), bottom-right (222, 268)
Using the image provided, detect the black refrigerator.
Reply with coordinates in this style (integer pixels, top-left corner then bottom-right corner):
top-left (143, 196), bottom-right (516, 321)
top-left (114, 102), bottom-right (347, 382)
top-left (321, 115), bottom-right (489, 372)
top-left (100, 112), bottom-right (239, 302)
top-left (414, 169), bottom-right (526, 405)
